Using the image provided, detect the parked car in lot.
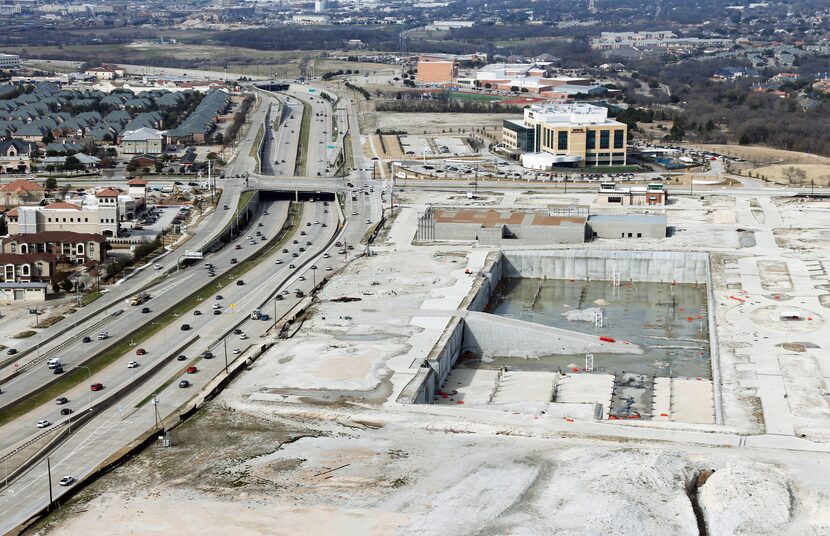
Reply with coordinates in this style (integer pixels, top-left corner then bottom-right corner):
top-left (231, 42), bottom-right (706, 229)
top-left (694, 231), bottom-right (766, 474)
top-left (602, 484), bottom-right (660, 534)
top-left (90, 383), bottom-right (104, 391)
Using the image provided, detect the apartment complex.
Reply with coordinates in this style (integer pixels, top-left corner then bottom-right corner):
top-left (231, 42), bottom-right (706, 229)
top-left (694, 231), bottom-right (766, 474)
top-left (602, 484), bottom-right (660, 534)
top-left (502, 103), bottom-right (627, 168)
top-left (0, 53), bottom-right (21, 70)
top-left (6, 188), bottom-right (120, 236)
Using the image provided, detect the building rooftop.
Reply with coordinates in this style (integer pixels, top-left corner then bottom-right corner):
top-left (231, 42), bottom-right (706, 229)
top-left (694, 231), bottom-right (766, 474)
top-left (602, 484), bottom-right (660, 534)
top-left (0, 179), bottom-right (43, 193)
top-left (3, 231), bottom-right (106, 243)
top-left (588, 214), bottom-right (667, 225)
top-left (434, 208), bottom-right (586, 228)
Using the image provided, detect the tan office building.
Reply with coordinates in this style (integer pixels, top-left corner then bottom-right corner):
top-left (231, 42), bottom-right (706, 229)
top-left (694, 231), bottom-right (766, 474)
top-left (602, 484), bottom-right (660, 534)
top-left (503, 103), bottom-right (627, 167)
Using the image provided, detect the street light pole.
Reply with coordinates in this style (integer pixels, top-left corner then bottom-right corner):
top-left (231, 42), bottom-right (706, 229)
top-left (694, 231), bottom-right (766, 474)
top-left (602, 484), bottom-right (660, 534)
top-left (223, 338), bottom-right (228, 374)
top-left (78, 365), bottom-right (92, 410)
top-left (46, 456), bottom-right (53, 510)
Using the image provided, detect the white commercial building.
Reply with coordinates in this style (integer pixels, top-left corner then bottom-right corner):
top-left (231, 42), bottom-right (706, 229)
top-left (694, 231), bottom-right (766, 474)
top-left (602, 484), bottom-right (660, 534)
top-left (0, 54), bottom-right (21, 70)
top-left (6, 188), bottom-right (121, 237)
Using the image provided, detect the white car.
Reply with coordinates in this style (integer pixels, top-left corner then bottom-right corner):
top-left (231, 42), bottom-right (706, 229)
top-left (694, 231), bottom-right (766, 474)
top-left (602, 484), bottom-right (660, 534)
top-left (59, 476), bottom-right (75, 486)
top-left (352, 211), bottom-right (358, 216)
top-left (275, 259), bottom-right (283, 264)
top-left (239, 333), bottom-right (248, 340)
top-left (212, 303), bottom-right (221, 310)
top-left (313, 220), bottom-right (320, 225)
top-left (127, 360), bottom-right (139, 368)
top-left (154, 263), bottom-right (162, 270)
top-left (37, 419), bottom-right (51, 428)
top-left (322, 253), bottom-right (330, 259)
top-left (232, 348), bottom-right (241, 355)
top-left (325, 266), bottom-right (333, 271)
top-left (298, 276), bottom-right (306, 281)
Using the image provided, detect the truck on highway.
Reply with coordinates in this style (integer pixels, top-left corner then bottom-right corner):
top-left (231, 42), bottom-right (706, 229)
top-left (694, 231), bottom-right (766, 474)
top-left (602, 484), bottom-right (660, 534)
top-left (250, 309), bottom-right (262, 320)
top-left (47, 358), bottom-right (62, 369)
top-left (130, 292), bottom-right (149, 306)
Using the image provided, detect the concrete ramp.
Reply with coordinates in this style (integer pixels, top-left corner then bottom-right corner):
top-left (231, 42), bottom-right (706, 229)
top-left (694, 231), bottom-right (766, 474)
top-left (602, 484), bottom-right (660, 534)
top-left (462, 311), bottom-right (642, 359)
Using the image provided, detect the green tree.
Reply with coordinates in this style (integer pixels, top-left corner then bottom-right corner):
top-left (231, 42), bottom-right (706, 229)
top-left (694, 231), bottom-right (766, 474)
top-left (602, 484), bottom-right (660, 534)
top-left (44, 177), bottom-right (57, 190)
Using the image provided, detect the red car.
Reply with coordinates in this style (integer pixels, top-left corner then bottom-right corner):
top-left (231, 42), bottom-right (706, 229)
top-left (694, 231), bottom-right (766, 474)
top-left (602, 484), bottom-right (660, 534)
top-left (136, 348), bottom-right (146, 355)
top-left (186, 366), bottom-right (198, 374)
top-left (90, 383), bottom-right (103, 391)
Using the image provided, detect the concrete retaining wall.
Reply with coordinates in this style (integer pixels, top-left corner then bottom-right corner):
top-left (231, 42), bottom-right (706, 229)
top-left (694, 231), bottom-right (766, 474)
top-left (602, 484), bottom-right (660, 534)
top-left (462, 311), bottom-right (642, 359)
top-left (501, 249), bottom-right (708, 284)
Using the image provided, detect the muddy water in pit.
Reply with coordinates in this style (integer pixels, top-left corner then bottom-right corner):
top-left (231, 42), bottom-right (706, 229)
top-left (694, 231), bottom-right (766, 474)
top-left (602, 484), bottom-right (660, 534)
top-left (480, 278), bottom-right (711, 379)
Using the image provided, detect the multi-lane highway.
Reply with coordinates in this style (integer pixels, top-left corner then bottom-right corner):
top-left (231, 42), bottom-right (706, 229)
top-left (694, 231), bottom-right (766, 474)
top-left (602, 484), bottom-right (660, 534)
top-left (0, 79), bottom-right (383, 533)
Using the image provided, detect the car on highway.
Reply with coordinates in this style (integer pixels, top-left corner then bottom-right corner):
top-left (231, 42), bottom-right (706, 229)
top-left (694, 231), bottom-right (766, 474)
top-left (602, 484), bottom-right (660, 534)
top-left (235, 244), bottom-right (242, 250)
top-left (239, 333), bottom-right (248, 340)
top-left (141, 307), bottom-right (151, 314)
top-left (177, 355), bottom-right (187, 361)
top-left (136, 348), bottom-right (146, 355)
top-left (37, 419), bottom-right (51, 428)
top-left (97, 331), bottom-right (109, 340)
top-left (208, 272), bottom-right (215, 277)
top-left (6, 348), bottom-right (17, 355)
top-left (261, 236), bottom-right (266, 241)
top-left (186, 366), bottom-right (198, 374)
top-left (90, 383), bottom-right (104, 391)
top-left (58, 476), bottom-right (75, 486)
top-left (127, 361), bottom-right (139, 368)
top-left (366, 219), bottom-right (372, 224)
top-left (352, 211), bottom-right (358, 216)
top-left (282, 248), bottom-right (289, 253)
top-left (82, 336), bottom-right (91, 343)
top-left (322, 253), bottom-right (330, 258)
top-left (275, 294), bottom-right (283, 301)
top-left (230, 258), bottom-right (238, 264)
top-left (293, 239), bottom-right (299, 244)
top-left (300, 231), bottom-right (306, 236)
top-left (154, 263), bottom-right (163, 270)
top-left (181, 324), bottom-right (191, 331)
top-left (299, 247), bottom-right (306, 252)
top-left (233, 328), bottom-right (243, 335)
top-left (233, 348), bottom-right (241, 355)
top-left (56, 396), bottom-right (68, 405)
top-left (275, 259), bottom-right (283, 265)
top-left (223, 205), bottom-right (229, 210)
top-left (203, 351), bottom-right (214, 359)
top-left (288, 264), bottom-right (295, 269)
top-left (60, 408), bottom-right (72, 416)
top-left (215, 295), bottom-right (223, 300)
top-left (194, 310), bottom-right (202, 316)
top-left (213, 309), bottom-right (222, 315)
top-left (292, 252), bottom-right (299, 257)
top-left (236, 280), bottom-right (245, 286)
top-left (298, 276), bottom-right (306, 281)
top-left (326, 266), bottom-right (333, 271)
top-left (53, 366), bottom-right (64, 374)
top-left (179, 380), bottom-right (190, 388)
top-left (321, 223), bottom-right (327, 227)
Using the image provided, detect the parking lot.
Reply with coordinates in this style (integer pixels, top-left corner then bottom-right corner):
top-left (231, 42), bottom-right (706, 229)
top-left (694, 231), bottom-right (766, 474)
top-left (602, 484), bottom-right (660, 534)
top-left (127, 205), bottom-right (187, 241)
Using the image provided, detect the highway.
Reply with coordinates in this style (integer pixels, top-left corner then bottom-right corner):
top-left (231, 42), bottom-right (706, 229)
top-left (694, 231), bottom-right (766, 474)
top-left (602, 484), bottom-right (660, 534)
top-left (0, 79), bottom-right (383, 532)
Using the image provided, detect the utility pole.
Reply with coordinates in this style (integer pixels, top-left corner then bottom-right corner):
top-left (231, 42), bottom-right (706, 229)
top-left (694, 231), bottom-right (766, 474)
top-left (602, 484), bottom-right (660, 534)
top-left (223, 338), bottom-right (229, 374)
top-left (152, 396), bottom-right (160, 431)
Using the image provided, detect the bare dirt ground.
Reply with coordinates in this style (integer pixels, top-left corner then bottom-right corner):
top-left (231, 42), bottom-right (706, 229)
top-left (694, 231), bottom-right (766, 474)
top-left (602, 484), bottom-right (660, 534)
top-left (373, 112), bottom-right (508, 135)
top-left (748, 164), bottom-right (830, 186)
top-left (687, 144), bottom-right (830, 165)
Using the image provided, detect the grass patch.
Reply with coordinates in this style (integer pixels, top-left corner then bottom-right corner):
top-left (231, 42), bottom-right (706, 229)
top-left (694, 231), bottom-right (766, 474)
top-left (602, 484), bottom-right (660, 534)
top-left (450, 92), bottom-right (502, 102)
top-left (13, 330), bottom-right (36, 339)
top-left (38, 315), bottom-right (65, 329)
top-left (217, 189), bottom-right (256, 239)
top-left (250, 124), bottom-right (265, 173)
top-left (295, 99), bottom-right (312, 176)
top-left (80, 291), bottom-right (103, 306)
top-left (343, 133), bottom-right (354, 172)
top-left (0, 203), bottom-right (304, 428)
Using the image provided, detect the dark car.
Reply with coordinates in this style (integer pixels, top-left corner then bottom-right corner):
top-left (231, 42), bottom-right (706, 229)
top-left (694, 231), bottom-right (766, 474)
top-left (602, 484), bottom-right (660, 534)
top-left (82, 336), bottom-right (91, 343)
top-left (136, 348), bottom-right (146, 355)
top-left (177, 354), bottom-right (187, 361)
top-left (56, 396), bottom-right (68, 405)
top-left (194, 310), bottom-right (202, 316)
top-left (6, 348), bottom-right (17, 355)
top-left (233, 328), bottom-right (243, 335)
top-left (236, 280), bottom-right (244, 286)
top-left (179, 380), bottom-right (190, 388)
top-left (141, 307), bottom-right (150, 314)
top-left (213, 309), bottom-right (222, 315)
top-left (53, 366), bottom-right (64, 374)
top-left (90, 383), bottom-right (103, 391)
top-left (293, 239), bottom-right (299, 244)
top-left (282, 248), bottom-right (289, 253)
top-left (181, 324), bottom-right (191, 331)
top-left (202, 351), bottom-right (214, 359)
top-left (60, 408), bottom-right (72, 416)
top-left (289, 264), bottom-right (296, 269)
top-left (235, 244), bottom-right (242, 250)
top-left (230, 258), bottom-right (237, 264)
top-left (292, 252), bottom-right (299, 257)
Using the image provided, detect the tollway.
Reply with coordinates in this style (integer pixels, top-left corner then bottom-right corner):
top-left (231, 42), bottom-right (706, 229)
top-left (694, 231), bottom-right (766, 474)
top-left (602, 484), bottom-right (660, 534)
top-left (0, 185), bottom-right (381, 533)
top-left (0, 199), bottom-right (290, 452)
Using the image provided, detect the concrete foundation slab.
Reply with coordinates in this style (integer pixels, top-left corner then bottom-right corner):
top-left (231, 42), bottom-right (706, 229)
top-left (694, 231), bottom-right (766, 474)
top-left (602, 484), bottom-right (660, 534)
top-left (670, 378), bottom-right (715, 424)
top-left (554, 373), bottom-right (615, 418)
top-left (435, 368), bottom-right (498, 405)
top-left (492, 370), bottom-right (557, 404)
